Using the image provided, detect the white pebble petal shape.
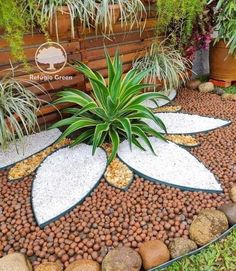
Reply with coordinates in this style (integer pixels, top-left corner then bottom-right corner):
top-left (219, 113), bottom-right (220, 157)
top-left (144, 113), bottom-right (231, 134)
top-left (142, 89), bottom-right (177, 108)
top-left (0, 129), bottom-right (62, 169)
top-left (118, 137), bottom-right (222, 192)
top-left (32, 144), bottom-right (107, 227)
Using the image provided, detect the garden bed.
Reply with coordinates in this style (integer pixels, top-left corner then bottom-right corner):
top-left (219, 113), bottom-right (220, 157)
top-left (0, 89), bottom-right (235, 270)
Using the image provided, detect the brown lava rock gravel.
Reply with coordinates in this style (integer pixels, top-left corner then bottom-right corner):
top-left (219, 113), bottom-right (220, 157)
top-left (0, 89), bottom-right (235, 268)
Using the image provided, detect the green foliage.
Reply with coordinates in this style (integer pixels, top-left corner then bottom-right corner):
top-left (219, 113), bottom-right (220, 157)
top-left (157, 229), bottom-right (236, 271)
top-left (212, 0), bottom-right (236, 56)
top-left (51, 51), bottom-right (167, 163)
top-left (0, 0), bottom-right (30, 63)
top-left (133, 43), bottom-right (191, 93)
top-left (95, 0), bottom-right (146, 34)
top-left (0, 70), bottom-right (42, 149)
top-left (156, 0), bottom-right (207, 51)
top-left (224, 86), bottom-right (236, 94)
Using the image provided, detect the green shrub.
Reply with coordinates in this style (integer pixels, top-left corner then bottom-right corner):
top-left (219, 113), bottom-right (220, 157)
top-left (0, 71), bottom-right (42, 149)
top-left (156, 0), bottom-right (207, 51)
top-left (0, 0), bottom-right (30, 63)
top-left (51, 51), bottom-right (167, 163)
top-left (133, 43), bottom-right (191, 93)
top-left (210, 0), bottom-right (236, 56)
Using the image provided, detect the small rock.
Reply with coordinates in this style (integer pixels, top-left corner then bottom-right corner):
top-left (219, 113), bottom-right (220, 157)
top-left (0, 253), bottom-right (32, 271)
top-left (168, 238), bottom-right (197, 258)
top-left (139, 240), bottom-right (170, 270)
top-left (102, 247), bottom-right (141, 271)
top-left (65, 260), bottom-right (101, 271)
top-left (35, 262), bottom-right (62, 271)
top-left (230, 186), bottom-right (236, 202)
top-left (218, 203), bottom-right (236, 226)
top-left (214, 87), bottom-right (224, 95)
top-left (222, 93), bottom-right (236, 101)
top-left (198, 82), bottom-right (214, 93)
top-left (186, 79), bottom-right (202, 90)
top-left (189, 209), bottom-right (228, 246)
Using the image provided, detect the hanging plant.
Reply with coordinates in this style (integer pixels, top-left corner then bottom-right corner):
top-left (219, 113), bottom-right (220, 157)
top-left (0, 0), bottom-right (30, 63)
top-left (156, 0), bottom-right (208, 53)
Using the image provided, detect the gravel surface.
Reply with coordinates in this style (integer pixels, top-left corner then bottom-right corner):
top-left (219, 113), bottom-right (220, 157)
top-left (0, 129), bottom-right (61, 169)
top-left (144, 112), bottom-right (231, 134)
top-left (0, 89), bottom-right (235, 269)
top-left (118, 137), bottom-right (222, 192)
top-left (32, 144), bottom-right (107, 227)
top-left (142, 89), bottom-right (176, 108)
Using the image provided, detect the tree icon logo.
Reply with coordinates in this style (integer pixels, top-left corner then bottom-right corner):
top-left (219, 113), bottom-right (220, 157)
top-left (35, 42), bottom-right (67, 74)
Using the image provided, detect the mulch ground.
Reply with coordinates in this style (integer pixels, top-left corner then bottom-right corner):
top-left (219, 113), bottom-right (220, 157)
top-left (0, 88), bottom-right (235, 268)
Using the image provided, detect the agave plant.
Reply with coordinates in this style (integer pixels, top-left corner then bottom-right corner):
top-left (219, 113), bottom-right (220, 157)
top-left (133, 43), bottom-right (192, 93)
top-left (0, 69), bottom-right (44, 149)
top-left (51, 51), bottom-right (167, 162)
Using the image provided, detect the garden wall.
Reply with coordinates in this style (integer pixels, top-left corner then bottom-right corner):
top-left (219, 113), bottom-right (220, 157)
top-left (0, 16), bottom-right (156, 128)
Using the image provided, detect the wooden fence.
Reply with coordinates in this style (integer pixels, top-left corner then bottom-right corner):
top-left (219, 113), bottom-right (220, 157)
top-left (0, 13), bottom-right (156, 127)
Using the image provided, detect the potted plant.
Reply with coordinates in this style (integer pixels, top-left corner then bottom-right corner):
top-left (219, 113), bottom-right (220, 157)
top-left (0, 0), bottom-right (30, 63)
top-left (209, 0), bottom-right (236, 83)
top-left (156, 0), bottom-right (208, 54)
top-left (0, 68), bottom-right (45, 149)
top-left (94, 0), bottom-right (146, 34)
top-left (133, 43), bottom-right (191, 93)
top-left (26, 0), bottom-right (98, 40)
top-left (51, 50), bottom-right (167, 162)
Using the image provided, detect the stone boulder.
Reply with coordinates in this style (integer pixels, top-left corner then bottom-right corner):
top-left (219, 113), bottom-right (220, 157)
top-left (214, 87), bottom-right (224, 95)
top-left (35, 262), bottom-right (62, 271)
top-left (168, 238), bottom-right (197, 259)
top-left (65, 260), bottom-right (101, 271)
top-left (198, 82), bottom-right (214, 93)
top-left (189, 209), bottom-right (228, 246)
top-left (186, 79), bottom-right (202, 90)
top-left (102, 247), bottom-right (141, 271)
top-left (218, 203), bottom-right (236, 226)
top-left (139, 240), bottom-right (170, 270)
top-left (222, 93), bottom-right (236, 101)
top-left (230, 186), bottom-right (236, 203)
top-left (0, 253), bottom-right (32, 271)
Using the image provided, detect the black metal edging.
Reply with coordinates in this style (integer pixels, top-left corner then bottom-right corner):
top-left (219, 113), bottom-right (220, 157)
top-left (0, 129), bottom-right (62, 171)
top-left (149, 224), bottom-right (236, 271)
top-left (117, 139), bottom-right (223, 193)
top-left (31, 145), bottom-right (108, 229)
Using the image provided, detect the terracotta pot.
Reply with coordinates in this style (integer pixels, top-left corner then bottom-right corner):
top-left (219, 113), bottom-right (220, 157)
top-left (48, 6), bottom-right (72, 38)
top-left (210, 40), bottom-right (236, 82)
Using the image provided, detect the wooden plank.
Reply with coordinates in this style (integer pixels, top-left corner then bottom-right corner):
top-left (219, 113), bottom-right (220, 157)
top-left (88, 50), bottom-right (147, 70)
top-left (0, 41), bottom-right (81, 65)
top-left (81, 29), bottom-right (155, 49)
top-left (79, 18), bottom-right (156, 36)
top-left (84, 39), bottom-right (152, 61)
top-left (28, 74), bottom-right (84, 95)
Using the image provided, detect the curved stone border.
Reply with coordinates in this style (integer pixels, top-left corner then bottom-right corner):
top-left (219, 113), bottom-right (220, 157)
top-left (0, 129), bottom-right (62, 170)
top-left (149, 224), bottom-right (236, 271)
top-left (118, 138), bottom-right (223, 193)
top-left (31, 145), bottom-right (108, 228)
top-left (145, 112), bottom-right (232, 135)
